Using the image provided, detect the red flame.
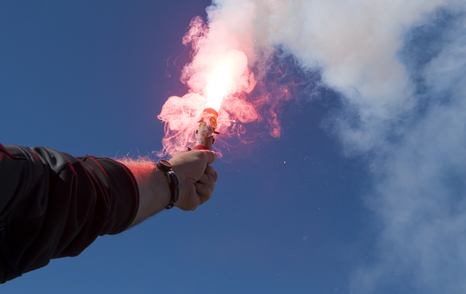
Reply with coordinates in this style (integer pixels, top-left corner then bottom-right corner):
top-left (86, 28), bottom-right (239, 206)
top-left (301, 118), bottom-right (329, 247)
top-left (158, 17), bottom-right (288, 156)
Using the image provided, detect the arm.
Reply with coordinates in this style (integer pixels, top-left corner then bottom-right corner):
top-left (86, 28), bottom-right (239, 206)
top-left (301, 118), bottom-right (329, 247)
top-left (0, 146), bottom-right (217, 283)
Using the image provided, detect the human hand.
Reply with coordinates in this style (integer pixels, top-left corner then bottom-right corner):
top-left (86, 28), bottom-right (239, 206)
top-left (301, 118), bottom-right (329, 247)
top-left (169, 150), bottom-right (218, 211)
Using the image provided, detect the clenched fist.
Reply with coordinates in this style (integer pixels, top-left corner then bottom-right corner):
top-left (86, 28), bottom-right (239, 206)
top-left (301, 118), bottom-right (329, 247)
top-left (169, 150), bottom-right (218, 210)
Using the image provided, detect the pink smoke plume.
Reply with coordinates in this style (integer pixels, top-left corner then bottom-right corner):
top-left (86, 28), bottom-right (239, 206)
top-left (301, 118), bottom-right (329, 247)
top-left (158, 13), bottom-right (286, 155)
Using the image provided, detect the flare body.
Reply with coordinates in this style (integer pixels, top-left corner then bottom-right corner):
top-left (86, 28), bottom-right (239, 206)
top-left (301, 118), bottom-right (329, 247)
top-left (194, 108), bottom-right (218, 150)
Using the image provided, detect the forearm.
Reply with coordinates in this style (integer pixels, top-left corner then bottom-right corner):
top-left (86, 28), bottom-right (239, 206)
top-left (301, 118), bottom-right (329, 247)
top-left (118, 159), bottom-right (171, 226)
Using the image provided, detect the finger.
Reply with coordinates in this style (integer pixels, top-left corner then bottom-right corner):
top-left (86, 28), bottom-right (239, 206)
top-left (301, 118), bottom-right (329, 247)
top-left (197, 172), bottom-right (213, 185)
top-left (177, 182), bottom-right (201, 211)
top-left (195, 182), bottom-right (215, 204)
top-left (203, 166), bottom-right (218, 183)
top-left (199, 167), bottom-right (217, 182)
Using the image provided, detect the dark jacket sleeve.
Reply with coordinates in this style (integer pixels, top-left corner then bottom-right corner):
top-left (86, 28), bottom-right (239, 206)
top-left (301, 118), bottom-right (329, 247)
top-left (0, 144), bottom-right (139, 283)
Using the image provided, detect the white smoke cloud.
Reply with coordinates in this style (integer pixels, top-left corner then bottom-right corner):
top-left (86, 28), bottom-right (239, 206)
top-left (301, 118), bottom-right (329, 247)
top-left (352, 16), bottom-right (466, 293)
top-left (204, 0), bottom-right (466, 292)
top-left (197, 0), bottom-right (466, 294)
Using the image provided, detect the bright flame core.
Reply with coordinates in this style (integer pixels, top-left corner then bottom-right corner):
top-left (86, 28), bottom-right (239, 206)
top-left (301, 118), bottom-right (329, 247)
top-left (204, 62), bottom-right (233, 111)
top-left (204, 50), bottom-right (249, 111)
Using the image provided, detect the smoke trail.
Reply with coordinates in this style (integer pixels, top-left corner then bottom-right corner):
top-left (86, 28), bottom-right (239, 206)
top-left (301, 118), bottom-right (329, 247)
top-left (194, 0), bottom-right (466, 292)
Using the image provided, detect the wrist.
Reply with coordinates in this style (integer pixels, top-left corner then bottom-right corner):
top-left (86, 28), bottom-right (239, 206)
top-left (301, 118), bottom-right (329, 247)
top-left (156, 160), bottom-right (180, 209)
top-left (153, 166), bottom-right (172, 208)
top-left (120, 160), bottom-right (171, 226)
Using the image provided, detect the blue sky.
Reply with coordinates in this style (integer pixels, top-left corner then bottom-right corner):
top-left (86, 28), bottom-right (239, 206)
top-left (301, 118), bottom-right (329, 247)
top-left (2, 1), bottom-right (465, 294)
top-left (0, 1), bottom-right (371, 293)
